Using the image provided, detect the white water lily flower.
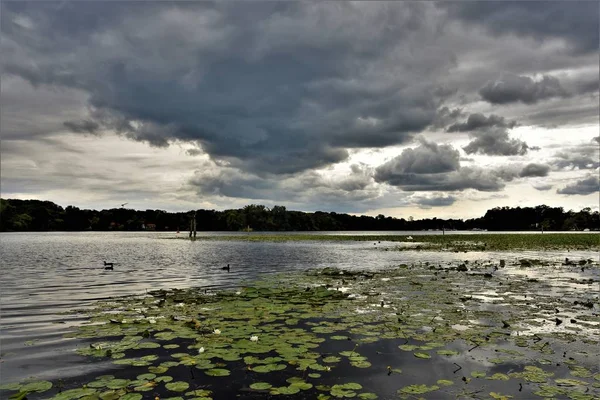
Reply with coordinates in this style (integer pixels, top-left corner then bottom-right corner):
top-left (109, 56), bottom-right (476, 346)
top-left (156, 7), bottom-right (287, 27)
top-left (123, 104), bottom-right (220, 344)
top-left (250, 335), bottom-right (259, 342)
top-left (235, 291), bottom-right (241, 295)
top-left (93, 344), bottom-right (103, 350)
top-left (213, 329), bottom-right (221, 335)
top-left (326, 366), bottom-right (331, 371)
top-left (121, 319), bottom-right (127, 323)
top-left (198, 347), bottom-right (205, 353)
top-left (406, 236), bottom-right (413, 240)
top-left (175, 303), bottom-right (185, 308)
top-left (148, 318), bottom-right (156, 324)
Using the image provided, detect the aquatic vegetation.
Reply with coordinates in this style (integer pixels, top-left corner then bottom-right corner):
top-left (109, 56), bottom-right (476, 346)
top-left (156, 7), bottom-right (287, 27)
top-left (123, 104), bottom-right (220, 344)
top-left (183, 233), bottom-right (600, 251)
top-left (1, 257), bottom-right (598, 399)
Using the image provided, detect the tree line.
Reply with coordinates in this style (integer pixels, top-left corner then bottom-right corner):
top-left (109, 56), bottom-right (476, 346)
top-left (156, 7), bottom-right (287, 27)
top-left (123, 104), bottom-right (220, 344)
top-left (0, 199), bottom-right (598, 232)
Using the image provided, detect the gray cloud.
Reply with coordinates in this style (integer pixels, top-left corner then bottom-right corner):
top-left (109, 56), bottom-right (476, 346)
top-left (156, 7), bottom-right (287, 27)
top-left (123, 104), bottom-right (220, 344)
top-left (63, 120), bottom-right (100, 134)
top-left (519, 163), bottom-right (550, 177)
top-left (443, 111), bottom-right (528, 157)
top-left (440, 2), bottom-right (599, 54)
top-left (413, 194), bottom-right (456, 208)
top-left (557, 175), bottom-right (600, 195)
top-left (533, 183), bottom-right (553, 191)
top-left (187, 162), bottom-right (388, 213)
top-left (375, 166), bottom-right (506, 192)
top-left (463, 127), bottom-right (529, 156)
top-left (430, 107), bottom-right (465, 129)
top-left (2, 1), bottom-right (598, 215)
top-left (447, 113), bottom-right (516, 132)
top-left (551, 140), bottom-right (600, 170)
top-left (375, 137), bottom-right (460, 175)
top-left (491, 163), bottom-right (551, 182)
top-left (479, 74), bottom-right (568, 105)
top-left (374, 139), bottom-right (505, 192)
top-left (1, 1), bottom-right (458, 175)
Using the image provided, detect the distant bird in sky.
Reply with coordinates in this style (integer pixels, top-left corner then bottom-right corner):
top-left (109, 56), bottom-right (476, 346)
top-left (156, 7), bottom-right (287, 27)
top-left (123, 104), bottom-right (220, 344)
top-left (121, 203), bottom-right (128, 207)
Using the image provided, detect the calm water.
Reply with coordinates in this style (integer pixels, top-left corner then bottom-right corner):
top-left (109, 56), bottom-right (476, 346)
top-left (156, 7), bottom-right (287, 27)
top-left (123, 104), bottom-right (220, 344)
top-left (0, 231), bottom-right (595, 384)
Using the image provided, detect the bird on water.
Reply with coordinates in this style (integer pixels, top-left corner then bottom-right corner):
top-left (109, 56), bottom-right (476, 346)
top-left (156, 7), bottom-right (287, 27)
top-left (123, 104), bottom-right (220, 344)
top-left (222, 264), bottom-right (230, 272)
top-left (103, 261), bottom-right (114, 270)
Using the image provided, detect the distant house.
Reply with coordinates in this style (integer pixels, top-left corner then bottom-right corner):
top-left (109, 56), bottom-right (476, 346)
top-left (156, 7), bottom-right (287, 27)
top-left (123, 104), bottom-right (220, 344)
top-left (145, 223), bottom-right (156, 231)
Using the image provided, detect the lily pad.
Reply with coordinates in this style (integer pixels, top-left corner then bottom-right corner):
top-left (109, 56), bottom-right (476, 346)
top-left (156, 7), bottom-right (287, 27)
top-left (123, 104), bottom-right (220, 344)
top-left (413, 352), bottom-right (431, 359)
top-left (106, 379), bottom-right (130, 389)
top-left (136, 373), bottom-right (156, 381)
top-left (437, 349), bottom-right (459, 356)
top-left (165, 382), bottom-right (189, 392)
top-left (120, 394), bottom-right (143, 400)
top-left (205, 368), bottom-right (231, 377)
top-left (252, 364), bottom-right (286, 373)
top-left (250, 382), bottom-right (272, 390)
top-left (51, 388), bottom-right (98, 400)
top-left (358, 393), bottom-right (378, 399)
top-left (19, 381), bottom-right (52, 393)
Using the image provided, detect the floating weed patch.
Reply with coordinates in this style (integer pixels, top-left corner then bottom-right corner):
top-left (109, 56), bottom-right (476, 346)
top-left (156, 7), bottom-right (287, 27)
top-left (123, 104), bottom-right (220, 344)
top-left (399, 384), bottom-right (440, 395)
top-left (2, 260), bottom-right (599, 399)
top-left (182, 233), bottom-right (600, 251)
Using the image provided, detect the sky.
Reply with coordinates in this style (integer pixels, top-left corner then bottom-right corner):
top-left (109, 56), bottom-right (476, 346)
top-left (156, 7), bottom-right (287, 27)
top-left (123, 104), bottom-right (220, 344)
top-left (1, 1), bottom-right (599, 219)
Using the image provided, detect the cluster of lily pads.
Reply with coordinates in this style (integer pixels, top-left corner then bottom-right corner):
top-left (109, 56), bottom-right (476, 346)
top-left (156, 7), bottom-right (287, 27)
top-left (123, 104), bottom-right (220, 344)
top-left (1, 257), bottom-right (598, 399)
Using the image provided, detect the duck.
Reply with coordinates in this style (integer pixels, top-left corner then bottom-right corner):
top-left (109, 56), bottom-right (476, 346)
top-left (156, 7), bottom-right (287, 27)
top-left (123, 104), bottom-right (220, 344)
top-left (221, 264), bottom-right (230, 272)
top-left (103, 261), bottom-right (114, 270)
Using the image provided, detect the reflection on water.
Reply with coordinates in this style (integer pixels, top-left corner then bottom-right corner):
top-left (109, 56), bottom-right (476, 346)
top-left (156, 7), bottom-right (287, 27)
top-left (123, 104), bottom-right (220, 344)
top-left (0, 231), bottom-right (596, 384)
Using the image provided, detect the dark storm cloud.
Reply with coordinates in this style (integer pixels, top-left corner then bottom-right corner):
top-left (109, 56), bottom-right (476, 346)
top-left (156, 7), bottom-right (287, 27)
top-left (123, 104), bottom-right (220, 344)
top-left (446, 113), bottom-right (516, 132)
top-left (557, 175), bottom-right (600, 195)
top-left (1, 1), bottom-right (457, 175)
top-left (463, 127), bottom-right (529, 156)
top-left (413, 195), bottom-right (456, 208)
top-left (519, 163), bottom-right (550, 177)
top-left (374, 138), bottom-right (549, 192)
top-left (3, 0), bottom-right (598, 213)
top-left (374, 139), bottom-right (505, 192)
top-left (440, 1), bottom-right (599, 54)
top-left (430, 107), bottom-right (465, 129)
top-left (479, 74), bottom-right (569, 105)
top-left (443, 111), bottom-right (528, 156)
top-left (375, 166), bottom-right (506, 192)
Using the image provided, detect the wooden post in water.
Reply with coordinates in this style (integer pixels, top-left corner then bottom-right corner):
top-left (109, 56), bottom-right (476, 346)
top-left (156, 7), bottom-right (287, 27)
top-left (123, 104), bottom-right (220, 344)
top-left (193, 211), bottom-right (197, 239)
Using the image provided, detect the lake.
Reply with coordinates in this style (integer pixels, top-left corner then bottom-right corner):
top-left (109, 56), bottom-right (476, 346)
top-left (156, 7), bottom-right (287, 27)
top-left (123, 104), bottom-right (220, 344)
top-left (0, 231), bottom-right (596, 389)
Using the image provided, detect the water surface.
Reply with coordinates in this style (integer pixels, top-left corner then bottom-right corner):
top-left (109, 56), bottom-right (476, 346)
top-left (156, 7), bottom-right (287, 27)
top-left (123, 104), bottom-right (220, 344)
top-left (0, 231), bottom-right (595, 384)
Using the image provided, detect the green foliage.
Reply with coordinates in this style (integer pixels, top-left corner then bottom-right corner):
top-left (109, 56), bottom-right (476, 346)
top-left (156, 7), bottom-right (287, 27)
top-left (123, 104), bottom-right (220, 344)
top-left (2, 198), bottom-right (599, 232)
